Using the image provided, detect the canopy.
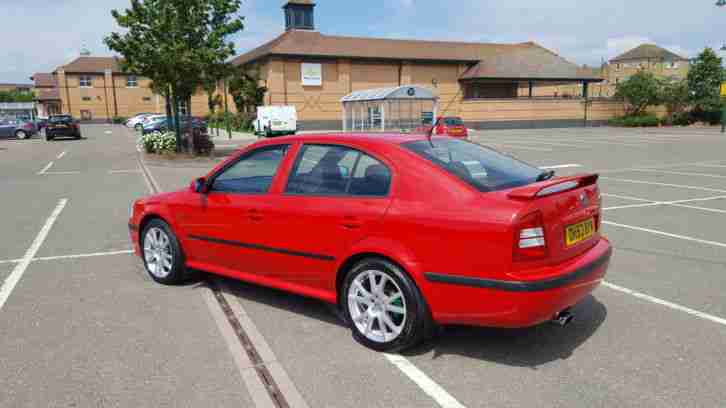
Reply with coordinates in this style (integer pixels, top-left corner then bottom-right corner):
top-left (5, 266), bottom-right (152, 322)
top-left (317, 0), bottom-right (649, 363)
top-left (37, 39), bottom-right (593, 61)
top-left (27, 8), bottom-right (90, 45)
top-left (341, 85), bottom-right (437, 103)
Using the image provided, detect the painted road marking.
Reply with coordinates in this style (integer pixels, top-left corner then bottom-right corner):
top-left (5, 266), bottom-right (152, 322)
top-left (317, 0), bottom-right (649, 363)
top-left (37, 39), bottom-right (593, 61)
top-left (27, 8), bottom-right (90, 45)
top-left (109, 169), bottom-right (141, 174)
top-left (487, 143), bottom-right (553, 152)
top-left (384, 353), bottom-right (466, 408)
top-left (0, 199), bottom-right (67, 311)
top-left (631, 169), bottom-right (726, 179)
top-left (603, 221), bottom-right (726, 249)
top-left (692, 163), bottom-right (726, 169)
top-left (600, 177), bottom-right (726, 193)
top-left (42, 171), bottom-right (82, 175)
top-left (540, 164), bottom-right (583, 170)
top-left (602, 282), bottom-right (726, 327)
top-left (0, 249), bottom-right (134, 265)
top-left (56, 151), bottom-right (67, 160)
top-left (603, 193), bottom-right (726, 211)
top-left (37, 161), bottom-right (54, 175)
top-left (598, 160), bottom-right (726, 174)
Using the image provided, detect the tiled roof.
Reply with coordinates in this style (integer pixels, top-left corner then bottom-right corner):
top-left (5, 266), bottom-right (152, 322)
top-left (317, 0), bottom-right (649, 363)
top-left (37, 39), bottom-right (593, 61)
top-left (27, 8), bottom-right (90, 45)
top-left (611, 44), bottom-right (687, 62)
top-left (57, 57), bottom-right (123, 73)
top-left (232, 31), bottom-right (601, 81)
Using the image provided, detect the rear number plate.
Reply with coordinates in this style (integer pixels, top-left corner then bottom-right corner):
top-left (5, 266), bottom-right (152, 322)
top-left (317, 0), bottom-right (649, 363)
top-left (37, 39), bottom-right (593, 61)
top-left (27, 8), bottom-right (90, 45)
top-left (565, 218), bottom-right (595, 246)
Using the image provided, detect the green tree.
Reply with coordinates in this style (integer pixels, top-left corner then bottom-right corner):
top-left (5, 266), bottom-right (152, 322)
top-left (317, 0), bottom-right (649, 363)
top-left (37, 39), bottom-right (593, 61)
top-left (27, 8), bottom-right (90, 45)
top-left (105, 0), bottom-right (244, 151)
top-left (0, 90), bottom-right (34, 103)
top-left (614, 71), bottom-right (663, 116)
top-left (687, 48), bottom-right (723, 113)
top-left (661, 79), bottom-right (690, 123)
top-left (228, 67), bottom-right (267, 114)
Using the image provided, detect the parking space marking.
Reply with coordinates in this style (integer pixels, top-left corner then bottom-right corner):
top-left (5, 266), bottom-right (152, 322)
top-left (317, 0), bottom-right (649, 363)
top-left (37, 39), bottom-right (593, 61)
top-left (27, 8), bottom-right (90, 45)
top-left (37, 161), bottom-right (54, 175)
top-left (0, 199), bottom-right (68, 311)
top-left (692, 163), bottom-right (726, 169)
top-left (109, 169), bottom-right (141, 174)
top-left (631, 169), bottom-right (726, 179)
top-left (384, 353), bottom-right (466, 408)
top-left (603, 221), bottom-right (726, 249)
top-left (602, 193), bottom-right (652, 202)
top-left (42, 171), bottom-right (82, 175)
top-left (56, 151), bottom-right (67, 160)
top-left (0, 249), bottom-right (134, 265)
top-left (598, 160), bottom-right (726, 174)
top-left (602, 282), bottom-right (726, 327)
top-left (602, 193), bottom-right (726, 211)
top-left (600, 177), bottom-right (726, 193)
top-left (540, 164), bottom-right (582, 170)
top-left (486, 143), bottom-right (553, 152)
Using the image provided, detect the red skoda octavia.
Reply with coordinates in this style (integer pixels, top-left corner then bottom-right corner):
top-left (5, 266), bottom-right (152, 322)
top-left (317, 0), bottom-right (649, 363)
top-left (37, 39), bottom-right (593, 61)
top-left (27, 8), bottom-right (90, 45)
top-left (129, 133), bottom-right (611, 351)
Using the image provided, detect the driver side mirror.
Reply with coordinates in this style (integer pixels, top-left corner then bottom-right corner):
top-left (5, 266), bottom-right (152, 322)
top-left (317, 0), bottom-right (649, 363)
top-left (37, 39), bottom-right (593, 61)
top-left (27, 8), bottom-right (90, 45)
top-left (191, 177), bottom-right (208, 194)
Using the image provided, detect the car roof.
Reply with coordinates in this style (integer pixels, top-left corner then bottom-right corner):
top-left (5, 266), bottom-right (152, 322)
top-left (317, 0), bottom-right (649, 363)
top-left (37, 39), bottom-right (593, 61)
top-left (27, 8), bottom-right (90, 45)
top-left (255, 132), bottom-right (442, 147)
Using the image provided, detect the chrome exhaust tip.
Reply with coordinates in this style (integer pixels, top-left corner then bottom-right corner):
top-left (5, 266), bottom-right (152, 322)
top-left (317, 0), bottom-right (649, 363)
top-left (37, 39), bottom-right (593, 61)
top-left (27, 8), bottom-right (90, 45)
top-left (551, 309), bottom-right (574, 327)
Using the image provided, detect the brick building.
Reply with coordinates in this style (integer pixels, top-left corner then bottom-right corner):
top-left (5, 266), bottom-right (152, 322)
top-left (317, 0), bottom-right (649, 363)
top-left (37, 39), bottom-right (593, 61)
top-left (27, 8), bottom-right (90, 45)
top-left (605, 44), bottom-right (690, 86)
top-left (231, 0), bottom-right (622, 130)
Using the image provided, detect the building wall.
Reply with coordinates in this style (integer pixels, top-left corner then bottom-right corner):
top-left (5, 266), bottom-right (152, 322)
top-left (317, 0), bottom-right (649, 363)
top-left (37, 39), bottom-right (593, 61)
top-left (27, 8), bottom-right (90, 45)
top-left (605, 59), bottom-right (690, 85)
top-left (57, 71), bottom-right (212, 121)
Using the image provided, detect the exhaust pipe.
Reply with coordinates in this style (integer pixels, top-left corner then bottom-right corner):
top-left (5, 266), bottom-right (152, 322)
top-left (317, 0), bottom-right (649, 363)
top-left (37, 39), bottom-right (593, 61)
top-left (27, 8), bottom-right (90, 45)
top-left (551, 309), bottom-right (574, 327)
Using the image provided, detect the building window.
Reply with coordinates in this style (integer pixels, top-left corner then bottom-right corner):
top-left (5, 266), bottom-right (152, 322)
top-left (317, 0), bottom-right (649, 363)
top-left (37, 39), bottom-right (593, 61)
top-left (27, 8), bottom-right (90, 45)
top-left (464, 82), bottom-right (518, 99)
top-left (79, 76), bottom-right (92, 87)
top-left (82, 96), bottom-right (92, 101)
top-left (142, 96), bottom-right (152, 102)
top-left (127, 75), bottom-right (138, 87)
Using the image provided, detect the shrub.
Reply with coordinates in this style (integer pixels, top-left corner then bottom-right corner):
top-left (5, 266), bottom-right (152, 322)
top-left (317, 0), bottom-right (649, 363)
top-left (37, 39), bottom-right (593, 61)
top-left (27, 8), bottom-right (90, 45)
top-left (670, 111), bottom-right (695, 126)
top-left (112, 116), bottom-right (128, 124)
top-left (139, 132), bottom-right (177, 154)
top-left (614, 71), bottom-right (663, 116)
top-left (608, 114), bottom-right (660, 127)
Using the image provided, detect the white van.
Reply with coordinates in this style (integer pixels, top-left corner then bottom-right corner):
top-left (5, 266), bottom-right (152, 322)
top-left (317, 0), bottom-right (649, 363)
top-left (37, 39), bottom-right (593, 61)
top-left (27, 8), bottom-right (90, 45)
top-left (254, 106), bottom-right (297, 137)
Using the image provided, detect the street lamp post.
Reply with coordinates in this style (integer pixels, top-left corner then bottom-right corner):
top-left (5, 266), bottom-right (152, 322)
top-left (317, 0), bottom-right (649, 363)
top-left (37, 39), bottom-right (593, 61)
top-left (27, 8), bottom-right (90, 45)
top-left (719, 1), bottom-right (726, 132)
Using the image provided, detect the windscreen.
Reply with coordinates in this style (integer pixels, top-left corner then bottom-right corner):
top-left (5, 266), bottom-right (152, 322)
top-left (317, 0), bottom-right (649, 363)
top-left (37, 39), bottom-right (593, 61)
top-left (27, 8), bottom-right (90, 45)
top-left (402, 139), bottom-right (543, 192)
top-left (50, 115), bottom-right (73, 123)
top-left (443, 117), bottom-right (464, 126)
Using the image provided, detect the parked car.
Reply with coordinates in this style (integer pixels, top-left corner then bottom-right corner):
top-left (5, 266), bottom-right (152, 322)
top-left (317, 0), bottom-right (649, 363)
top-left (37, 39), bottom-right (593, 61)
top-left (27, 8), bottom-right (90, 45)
top-left (135, 114), bottom-right (166, 131)
top-left (0, 118), bottom-right (37, 140)
top-left (142, 117), bottom-right (207, 135)
top-left (254, 105), bottom-right (297, 137)
top-left (416, 116), bottom-right (468, 138)
top-left (128, 133), bottom-right (611, 352)
top-left (126, 113), bottom-right (156, 128)
top-left (46, 115), bottom-right (81, 140)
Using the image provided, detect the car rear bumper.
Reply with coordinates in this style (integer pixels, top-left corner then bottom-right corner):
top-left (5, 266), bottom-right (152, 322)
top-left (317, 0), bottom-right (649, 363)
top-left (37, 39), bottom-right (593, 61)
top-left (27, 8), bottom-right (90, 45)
top-left (422, 238), bottom-right (612, 328)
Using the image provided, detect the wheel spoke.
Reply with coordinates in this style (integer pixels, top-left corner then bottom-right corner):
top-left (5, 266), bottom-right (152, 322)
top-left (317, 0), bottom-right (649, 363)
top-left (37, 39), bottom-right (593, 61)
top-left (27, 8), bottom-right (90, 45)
top-left (364, 315), bottom-right (374, 335)
top-left (353, 280), bottom-right (373, 299)
top-left (381, 313), bottom-right (401, 335)
top-left (386, 304), bottom-right (405, 315)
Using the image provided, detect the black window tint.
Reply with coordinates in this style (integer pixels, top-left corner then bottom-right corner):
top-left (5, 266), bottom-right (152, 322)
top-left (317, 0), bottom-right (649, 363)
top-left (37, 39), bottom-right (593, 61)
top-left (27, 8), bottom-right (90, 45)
top-left (349, 153), bottom-right (391, 197)
top-left (211, 145), bottom-right (288, 194)
top-left (286, 145), bottom-right (355, 195)
top-left (443, 117), bottom-right (464, 126)
top-left (402, 139), bottom-right (541, 192)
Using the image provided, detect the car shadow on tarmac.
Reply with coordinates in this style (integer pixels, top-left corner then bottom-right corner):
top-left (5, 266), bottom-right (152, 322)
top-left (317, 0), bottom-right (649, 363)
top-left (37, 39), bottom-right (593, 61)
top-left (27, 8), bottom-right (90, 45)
top-left (404, 295), bottom-right (607, 368)
top-left (212, 274), bottom-right (607, 366)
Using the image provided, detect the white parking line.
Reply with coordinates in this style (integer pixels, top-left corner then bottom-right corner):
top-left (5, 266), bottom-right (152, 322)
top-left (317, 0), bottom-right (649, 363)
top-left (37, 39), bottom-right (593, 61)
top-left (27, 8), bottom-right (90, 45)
top-left (539, 164), bottom-right (582, 170)
top-left (601, 193), bottom-right (652, 202)
top-left (56, 151), bottom-right (67, 160)
top-left (602, 282), bottom-right (726, 327)
top-left (0, 249), bottom-right (134, 265)
top-left (0, 199), bottom-right (67, 311)
top-left (37, 161), bottom-right (54, 175)
top-left (597, 160), bottom-right (726, 174)
top-left (603, 221), bottom-right (726, 249)
top-left (600, 177), bottom-right (726, 193)
top-left (109, 169), bottom-right (141, 174)
top-left (487, 143), bottom-right (552, 152)
top-left (43, 171), bottom-right (82, 175)
top-left (631, 169), bottom-right (726, 179)
top-left (692, 163), bottom-right (726, 169)
top-left (384, 353), bottom-right (466, 408)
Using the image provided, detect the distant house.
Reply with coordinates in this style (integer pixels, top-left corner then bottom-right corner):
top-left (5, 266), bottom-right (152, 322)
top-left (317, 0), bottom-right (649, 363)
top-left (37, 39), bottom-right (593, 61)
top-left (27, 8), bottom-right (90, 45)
top-left (605, 44), bottom-right (690, 85)
top-left (31, 73), bottom-right (61, 117)
top-left (0, 83), bottom-right (33, 93)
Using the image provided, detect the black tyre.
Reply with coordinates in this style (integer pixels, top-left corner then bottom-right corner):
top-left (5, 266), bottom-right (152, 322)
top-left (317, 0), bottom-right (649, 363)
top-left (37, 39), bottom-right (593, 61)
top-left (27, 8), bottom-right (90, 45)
top-left (15, 130), bottom-right (29, 140)
top-left (140, 219), bottom-right (188, 285)
top-left (75, 133), bottom-right (82, 140)
top-left (46, 133), bottom-right (54, 141)
top-left (341, 257), bottom-right (431, 352)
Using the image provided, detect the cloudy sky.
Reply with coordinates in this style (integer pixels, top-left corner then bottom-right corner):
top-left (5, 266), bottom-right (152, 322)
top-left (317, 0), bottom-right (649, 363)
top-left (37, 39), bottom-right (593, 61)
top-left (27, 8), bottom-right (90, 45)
top-left (2, 0), bottom-right (725, 83)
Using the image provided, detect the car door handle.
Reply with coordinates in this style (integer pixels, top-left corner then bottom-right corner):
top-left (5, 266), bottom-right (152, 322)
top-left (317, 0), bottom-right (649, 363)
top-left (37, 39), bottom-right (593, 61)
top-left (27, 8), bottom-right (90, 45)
top-left (341, 216), bottom-right (362, 229)
top-left (248, 209), bottom-right (264, 221)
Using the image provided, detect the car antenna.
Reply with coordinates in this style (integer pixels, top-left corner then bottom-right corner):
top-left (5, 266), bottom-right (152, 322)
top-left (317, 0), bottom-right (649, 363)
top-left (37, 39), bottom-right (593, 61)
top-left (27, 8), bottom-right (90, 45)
top-left (426, 88), bottom-right (463, 148)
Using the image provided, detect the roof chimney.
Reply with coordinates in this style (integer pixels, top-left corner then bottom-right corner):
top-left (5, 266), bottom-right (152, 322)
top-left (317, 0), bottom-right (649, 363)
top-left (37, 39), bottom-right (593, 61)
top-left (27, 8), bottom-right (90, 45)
top-left (283, 0), bottom-right (315, 31)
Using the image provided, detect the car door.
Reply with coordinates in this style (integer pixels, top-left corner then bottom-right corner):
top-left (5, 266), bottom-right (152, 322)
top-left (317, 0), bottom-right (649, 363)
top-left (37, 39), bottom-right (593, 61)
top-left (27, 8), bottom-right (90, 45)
top-left (174, 144), bottom-right (291, 278)
top-left (261, 144), bottom-right (394, 292)
top-left (0, 120), bottom-right (11, 138)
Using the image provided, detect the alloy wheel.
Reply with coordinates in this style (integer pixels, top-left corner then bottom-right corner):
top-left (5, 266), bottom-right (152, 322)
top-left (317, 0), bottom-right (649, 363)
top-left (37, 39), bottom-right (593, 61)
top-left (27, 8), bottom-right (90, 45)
top-left (347, 270), bottom-right (407, 343)
top-left (143, 227), bottom-right (173, 279)
top-left (16, 130), bottom-right (27, 140)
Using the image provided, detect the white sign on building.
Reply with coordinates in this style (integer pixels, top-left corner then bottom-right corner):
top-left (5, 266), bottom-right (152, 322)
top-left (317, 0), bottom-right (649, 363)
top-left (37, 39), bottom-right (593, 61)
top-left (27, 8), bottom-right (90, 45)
top-left (301, 63), bottom-right (322, 86)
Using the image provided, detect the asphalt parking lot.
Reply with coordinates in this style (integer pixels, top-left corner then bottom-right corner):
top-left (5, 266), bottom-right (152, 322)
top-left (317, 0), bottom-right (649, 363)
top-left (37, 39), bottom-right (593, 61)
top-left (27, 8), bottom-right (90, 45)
top-left (2, 124), bottom-right (726, 407)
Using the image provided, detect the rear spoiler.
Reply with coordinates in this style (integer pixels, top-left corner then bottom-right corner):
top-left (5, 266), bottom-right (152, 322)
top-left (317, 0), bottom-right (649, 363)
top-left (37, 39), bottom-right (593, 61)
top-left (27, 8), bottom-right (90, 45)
top-left (507, 174), bottom-right (599, 200)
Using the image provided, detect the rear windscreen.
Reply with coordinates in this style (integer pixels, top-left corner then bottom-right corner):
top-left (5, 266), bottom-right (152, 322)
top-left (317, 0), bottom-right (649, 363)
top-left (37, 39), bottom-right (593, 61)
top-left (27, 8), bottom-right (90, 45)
top-left (402, 139), bottom-right (542, 192)
top-left (443, 118), bottom-right (464, 126)
top-left (50, 115), bottom-right (73, 123)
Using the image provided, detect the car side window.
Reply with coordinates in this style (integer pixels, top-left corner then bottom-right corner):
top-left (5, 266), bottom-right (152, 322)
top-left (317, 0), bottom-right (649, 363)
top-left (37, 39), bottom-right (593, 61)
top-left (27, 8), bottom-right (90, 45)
top-left (286, 144), bottom-right (391, 197)
top-left (211, 145), bottom-right (288, 194)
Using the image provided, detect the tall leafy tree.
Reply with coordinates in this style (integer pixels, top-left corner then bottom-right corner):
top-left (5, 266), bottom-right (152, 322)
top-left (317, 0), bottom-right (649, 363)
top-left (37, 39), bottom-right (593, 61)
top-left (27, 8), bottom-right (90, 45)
top-left (687, 48), bottom-right (723, 113)
top-left (105, 0), bottom-right (243, 151)
top-left (614, 71), bottom-right (663, 116)
top-left (228, 67), bottom-right (267, 114)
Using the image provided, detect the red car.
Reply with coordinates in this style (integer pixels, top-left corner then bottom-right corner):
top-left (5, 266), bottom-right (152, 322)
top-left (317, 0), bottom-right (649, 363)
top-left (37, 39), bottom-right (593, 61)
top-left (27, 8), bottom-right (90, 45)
top-left (434, 116), bottom-right (468, 138)
top-left (129, 133), bottom-right (611, 351)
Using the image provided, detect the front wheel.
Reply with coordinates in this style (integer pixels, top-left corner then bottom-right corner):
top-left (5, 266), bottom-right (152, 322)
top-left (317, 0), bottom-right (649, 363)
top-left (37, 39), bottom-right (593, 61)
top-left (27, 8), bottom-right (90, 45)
top-left (341, 258), bottom-right (431, 352)
top-left (141, 219), bottom-right (187, 285)
top-left (15, 130), bottom-right (28, 140)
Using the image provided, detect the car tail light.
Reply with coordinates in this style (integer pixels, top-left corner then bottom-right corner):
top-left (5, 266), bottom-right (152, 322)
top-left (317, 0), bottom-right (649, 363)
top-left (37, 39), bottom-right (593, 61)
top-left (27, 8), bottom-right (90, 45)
top-left (513, 211), bottom-right (547, 261)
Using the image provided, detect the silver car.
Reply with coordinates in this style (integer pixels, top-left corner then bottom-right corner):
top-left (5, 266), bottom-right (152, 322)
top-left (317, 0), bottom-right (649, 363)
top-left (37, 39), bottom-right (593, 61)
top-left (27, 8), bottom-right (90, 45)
top-left (0, 118), bottom-right (36, 140)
